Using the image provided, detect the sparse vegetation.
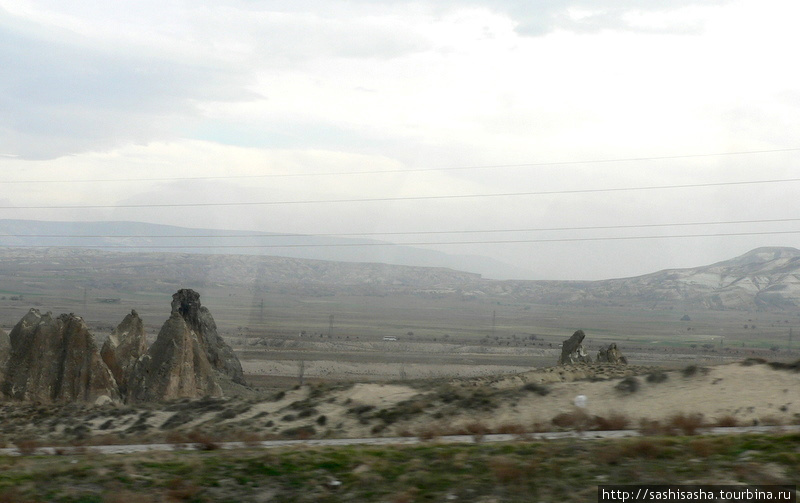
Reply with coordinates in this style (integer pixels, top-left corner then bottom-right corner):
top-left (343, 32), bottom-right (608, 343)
top-left (0, 433), bottom-right (796, 502)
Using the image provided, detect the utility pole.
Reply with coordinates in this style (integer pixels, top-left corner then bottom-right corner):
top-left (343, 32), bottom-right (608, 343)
top-left (491, 310), bottom-right (496, 337)
top-left (328, 314), bottom-right (334, 338)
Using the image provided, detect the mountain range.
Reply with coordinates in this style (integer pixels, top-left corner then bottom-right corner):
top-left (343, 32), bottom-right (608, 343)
top-left (0, 220), bottom-right (799, 311)
top-left (0, 219), bottom-right (534, 280)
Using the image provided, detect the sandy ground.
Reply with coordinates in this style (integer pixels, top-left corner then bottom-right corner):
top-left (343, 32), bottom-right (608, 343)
top-left (0, 360), bottom-right (797, 444)
top-left (240, 359), bottom-right (531, 381)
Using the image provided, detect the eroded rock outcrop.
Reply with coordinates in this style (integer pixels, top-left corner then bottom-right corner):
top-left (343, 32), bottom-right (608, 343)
top-left (126, 311), bottom-right (223, 403)
top-left (558, 329), bottom-right (592, 365)
top-left (0, 310), bottom-right (119, 403)
top-left (596, 343), bottom-right (628, 365)
top-left (101, 310), bottom-right (147, 397)
top-left (126, 289), bottom-right (242, 402)
top-left (170, 289), bottom-right (245, 385)
top-left (0, 327), bottom-right (9, 383)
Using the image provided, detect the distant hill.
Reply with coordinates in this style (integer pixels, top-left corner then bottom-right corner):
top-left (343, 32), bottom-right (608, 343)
top-left (0, 228), bottom-right (798, 312)
top-left (498, 246), bottom-right (800, 311)
top-left (0, 219), bottom-right (534, 280)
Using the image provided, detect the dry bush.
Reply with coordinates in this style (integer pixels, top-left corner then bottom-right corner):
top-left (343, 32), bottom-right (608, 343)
top-left (391, 488), bottom-right (420, 503)
top-left (282, 426), bottom-right (315, 440)
top-left (15, 439), bottom-right (38, 456)
top-left (668, 413), bottom-right (705, 435)
top-left (165, 430), bottom-right (188, 449)
top-left (103, 490), bottom-right (154, 503)
top-left (714, 415), bottom-right (739, 427)
top-left (461, 421), bottom-right (490, 442)
top-left (497, 423), bottom-right (527, 436)
top-left (416, 425), bottom-right (441, 442)
top-left (622, 439), bottom-right (665, 459)
top-left (646, 371), bottom-right (668, 384)
top-left (521, 382), bottom-right (551, 396)
top-left (234, 431), bottom-right (264, 447)
top-left (689, 438), bottom-right (719, 458)
top-left (187, 430), bottom-right (221, 450)
top-left (681, 365), bottom-right (708, 378)
top-left (615, 376), bottom-right (640, 394)
top-left (551, 409), bottom-right (591, 431)
top-left (166, 478), bottom-right (202, 501)
top-left (595, 444), bottom-right (626, 465)
top-left (638, 418), bottom-right (674, 436)
top-left (530, 421), bottom-right (550, 433)
top-left (758, 416), bottom-right (784, 426)
top-left (0, 488), bottom-right (27, 503)
top-left (592, 412), bottom-right (631, 431)
top-left (489, 456), bottom-right (524, 484)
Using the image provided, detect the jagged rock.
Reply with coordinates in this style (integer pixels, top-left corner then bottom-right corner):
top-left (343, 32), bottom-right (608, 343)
top-left (0, 310), bottom-right (119, 403)
top-left (0, 327), bottom-right (9, 383)
top-left (558, 329), bottom-right (592, 365)
top-left (170, 289), bottom-right (245, 385)
top-left (127, 310), bottom-right (223, 403)
top-left (126, 289), bottom-right (243, 402)
top-left (101, 310), bottom-right (147, 397)
top-left (596, 343), bottom-right (628, 365)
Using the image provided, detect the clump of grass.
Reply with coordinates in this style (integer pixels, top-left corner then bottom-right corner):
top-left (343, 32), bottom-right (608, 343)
top-left (461, 421), bottom-right (489, 442)
top-left (521, 382), bottom-right (551, 396)
top-left (551, 410), bottom-right (591, 431)
top-left (186, 430), bottom-right (221, 450)
top-left (668, 413), bottom-right (705, 435)
top-left (15, 439), bottom-right (39, 456)
top-left (593, 413), bottom-right (631, 431)
top-left (638, 418), bottom-right (673, 436)
top-left (416, 425), bottom-right (441, 441)
top-left (646, 371), bottom-right (668, 384)
top-left (281, 425), bottom-right (316, 439)
top-left (688, 438), bottom-right (720, 457)
top-left (621, 438), bottom-right (666, 459)
top-left (489, 456), bottom-right (524, 483)
top-left (496, 423), bottom-right (527, 436)
top-left (615, 376), bottom-right (640, 394)
top-left (715, 415), bottom-right (739, 427)
top-left (681, 365), bottom-right (708, 378)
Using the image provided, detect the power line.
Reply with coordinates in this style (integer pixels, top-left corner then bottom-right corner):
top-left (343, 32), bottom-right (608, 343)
top-left (1, 147), bottom-right (798, 184)
top-left (2, 217), bottom-right (799, 239)
top-left (2, 177), bottom-right (799, 210)
top-left (3, 229), bottom-right (800, 248)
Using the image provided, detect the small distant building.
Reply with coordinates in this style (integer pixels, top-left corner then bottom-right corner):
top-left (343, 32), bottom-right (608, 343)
top-left (383, 336), bottom-right (398, 341)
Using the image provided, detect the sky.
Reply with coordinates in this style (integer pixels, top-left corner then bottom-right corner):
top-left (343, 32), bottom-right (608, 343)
top-left (1, 0), bottom-right (800, 280)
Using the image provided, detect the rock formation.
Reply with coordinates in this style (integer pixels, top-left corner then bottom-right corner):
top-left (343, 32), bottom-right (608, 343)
top-left (0, 327), bottom-right (9, 382)
top-left (0, 310), bottom-right (118, 403)
top-left (558, 329), bottom-right (592, 365)
top-left (126, 289), bottom-right (243, 402)
top-left (170, 289), bottom-right (246, 385)
top-left (101, 310), bottom-right (147, 397)
top-left (596, 343), bottom-right (628, 364)
top-left (126, 312), bottom-right (223, 403)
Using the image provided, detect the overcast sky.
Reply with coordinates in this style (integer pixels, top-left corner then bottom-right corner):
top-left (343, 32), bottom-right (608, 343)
top-left (1, 0), bottom-right (799, 280)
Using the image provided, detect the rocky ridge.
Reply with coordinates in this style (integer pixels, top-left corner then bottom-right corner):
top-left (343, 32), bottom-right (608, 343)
top-left (0, 310), bottom-right (119, 403)
top-left (0, 290), bottom-right (245, 404)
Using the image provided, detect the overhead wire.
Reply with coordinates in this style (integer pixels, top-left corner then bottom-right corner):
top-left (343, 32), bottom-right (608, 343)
top-left (1, 177), bottom-right (800, 210)
top-left (0, 147), bottom-right (798, 184)
top-left (3, 230), bottom-right (800, 249)
top-left (1, 217), bottom-right (799, 239)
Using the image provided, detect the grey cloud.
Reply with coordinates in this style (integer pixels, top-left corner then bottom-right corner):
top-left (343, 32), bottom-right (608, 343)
top-left (0, 9), bottom-right (258, 159)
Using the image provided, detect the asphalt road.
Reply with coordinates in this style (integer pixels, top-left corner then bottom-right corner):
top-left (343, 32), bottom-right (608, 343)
top-left (2, 425), bottom-right (797, 457)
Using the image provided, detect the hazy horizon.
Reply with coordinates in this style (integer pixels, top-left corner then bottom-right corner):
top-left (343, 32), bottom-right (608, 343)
top-left (2, 1), bottom-right (800, 280)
